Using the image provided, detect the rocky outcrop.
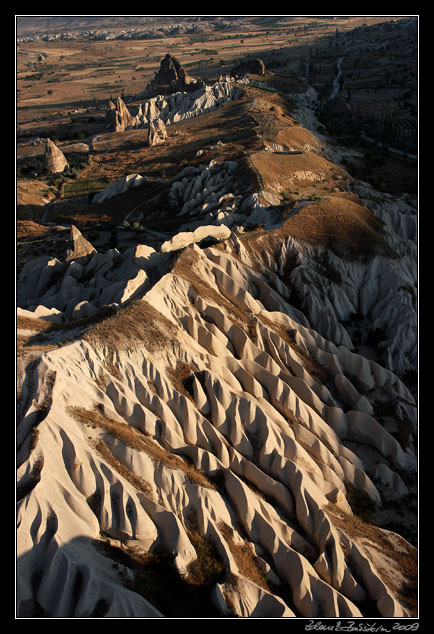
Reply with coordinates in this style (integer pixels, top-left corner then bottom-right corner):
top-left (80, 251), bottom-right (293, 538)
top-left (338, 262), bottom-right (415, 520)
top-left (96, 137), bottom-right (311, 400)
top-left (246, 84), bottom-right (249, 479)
top-left (137, 82), bottom-right (242, 128)
top-left (106, 96), bottom-right (136, 132)
top-left (92, 173), bottom-right (144, 203)
top-left (147, 117), bottom-right (167, 146)
top-left (65, 225), bottom-right (96, 265)
top-left (160, 224), bottom-right (231, 252)
top-left (44, 138), bottom-right (69, 174)
top-left (106, 98), bottom-right (116, 121)
top-left (17, 228), bottom-right (156, 320)
top-left (168, 160), bottom-right (243, 227)
top-left (231, 57), bottom-right (266, 78)
top-left (148, 53), bottom-right (203, 94)
top-left (107, 82), bottom-right (242, 134)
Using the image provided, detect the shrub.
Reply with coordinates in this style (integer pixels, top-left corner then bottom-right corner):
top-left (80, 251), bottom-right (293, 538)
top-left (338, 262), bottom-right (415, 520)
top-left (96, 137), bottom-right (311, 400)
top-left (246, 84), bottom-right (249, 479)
top-left (87, 229), bottom-right (100, 241)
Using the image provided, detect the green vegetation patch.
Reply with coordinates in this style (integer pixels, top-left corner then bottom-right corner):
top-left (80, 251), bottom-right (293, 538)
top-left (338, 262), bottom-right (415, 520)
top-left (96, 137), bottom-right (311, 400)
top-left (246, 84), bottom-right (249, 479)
top-left (62, 178), bottom-right (109, 199)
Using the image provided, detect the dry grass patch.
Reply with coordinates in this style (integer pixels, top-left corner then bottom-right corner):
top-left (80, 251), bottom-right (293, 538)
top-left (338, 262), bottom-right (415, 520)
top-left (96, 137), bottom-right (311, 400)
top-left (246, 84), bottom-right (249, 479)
top-left (93, 438), bottom-right (154, 499)
top-left (274, 123), bottom-right (326, 154)
top-left (325, 502), bottom-right (417, 616)
top-left (71, 405), bottom-right (148, 451)
top-left (16, 182), bottom-right (56, 222)
top-left (16, 315), bottom-right (69, 354)
top-left (84, 299), bottom-right (178, 354)
top-left (17, 314), bottom-right (56, 334)
top-left (251, 148), bottom-right (343, 195)
top-left (239, 175), bottom-right (394, 263)
top-left (219, 523), bottom-right (269, 591)
top-left (17, 306), bottom-right (120, 354)
top-left (17, 219), bottom-right (52, 239)
top-left (252, 72), bottom-right (305, 95)
top-left (186, 530), bottom-right (227, 588)
top-left (241, 229), bottom-right (289, 272)
top-left (70, 405), bottom-right (216, 490)
top-left (280, 196), bottom-right (394, 261)
top-left (166, 360), bottom-right (197, 402)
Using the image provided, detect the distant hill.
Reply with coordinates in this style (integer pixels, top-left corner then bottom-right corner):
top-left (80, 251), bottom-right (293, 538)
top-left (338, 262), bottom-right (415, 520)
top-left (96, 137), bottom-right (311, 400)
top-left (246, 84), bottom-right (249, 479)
top-left (16, 15), bottom-right (183, 35)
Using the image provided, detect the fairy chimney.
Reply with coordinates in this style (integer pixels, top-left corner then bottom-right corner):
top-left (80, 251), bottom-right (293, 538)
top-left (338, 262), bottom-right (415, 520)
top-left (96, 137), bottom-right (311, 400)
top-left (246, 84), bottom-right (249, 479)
top-left (65, 225), bottom-right (96, 265)
top-left (44, 138), bottom-right (69, 174)
top-left (147, 117), bottom-right (168, 146)
top-left (106, 96), bottom-right (136, 132)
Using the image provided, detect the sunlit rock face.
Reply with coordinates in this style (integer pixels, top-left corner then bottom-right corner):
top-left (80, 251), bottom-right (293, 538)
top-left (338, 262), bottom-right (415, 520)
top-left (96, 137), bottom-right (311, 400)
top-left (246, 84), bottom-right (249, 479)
top-left (106, 81), bottom-right (242, 133)
top-left (43, 138), bottom-right (69, 174)
top-left (17, 230), bottom-right (417, 617)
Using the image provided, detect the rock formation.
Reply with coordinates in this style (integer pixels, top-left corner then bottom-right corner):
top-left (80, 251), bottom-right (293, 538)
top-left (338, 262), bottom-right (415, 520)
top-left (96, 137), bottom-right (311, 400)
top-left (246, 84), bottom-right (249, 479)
top-left (16, 75), bottom-right (418, 619)
top-left (168, 160), bottom-right (241, 225)
top-left (160, 224), bottom-right (231, 252)
top-left (137, 82), bottom-right (242, 127)
top-left (147, 117), bottom-right (167, 146)
top-left (106, 96), bottom-right (137, 132)
top-left (17, 228), bottom-right (417, 617)
top-left (17, 227), bottom-right (154, 319)
top-left (148, 53), bottom-right (203, 94)
top-left (231, 57), bottom-right (266, 78)
top-left (65, 225), bottom-right (96, 265)
top-left (92, 173), bottom-right (144, 204)
top-left (43, 138), bottom-right (69, 174)
top-left (106, 82), bottom-right (241, 133)
top-left (106, 98), bottom-right (116, 121)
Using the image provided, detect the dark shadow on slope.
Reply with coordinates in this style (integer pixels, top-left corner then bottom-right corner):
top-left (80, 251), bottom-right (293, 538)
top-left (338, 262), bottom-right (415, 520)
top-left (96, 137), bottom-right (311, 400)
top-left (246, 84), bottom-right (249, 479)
top-left (16, 532), bottom-right (229, 618)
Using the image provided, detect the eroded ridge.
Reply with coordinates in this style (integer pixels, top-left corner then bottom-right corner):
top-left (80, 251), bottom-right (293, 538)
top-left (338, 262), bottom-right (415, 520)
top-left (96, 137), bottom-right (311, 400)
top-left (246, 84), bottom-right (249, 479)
top-left (16, 64), bottom-right (417, 618)
top-left (17, 231), bottom-right (417, 618)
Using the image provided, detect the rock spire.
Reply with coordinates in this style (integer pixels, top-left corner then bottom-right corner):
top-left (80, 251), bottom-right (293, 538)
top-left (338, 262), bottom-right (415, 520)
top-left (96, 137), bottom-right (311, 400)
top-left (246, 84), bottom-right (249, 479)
top-left (44, 138), bottom-right (69, 174)
top-left (149, 53), bottom-right (203, 94)
top-left (106, 96), bottom-right (136, 132)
